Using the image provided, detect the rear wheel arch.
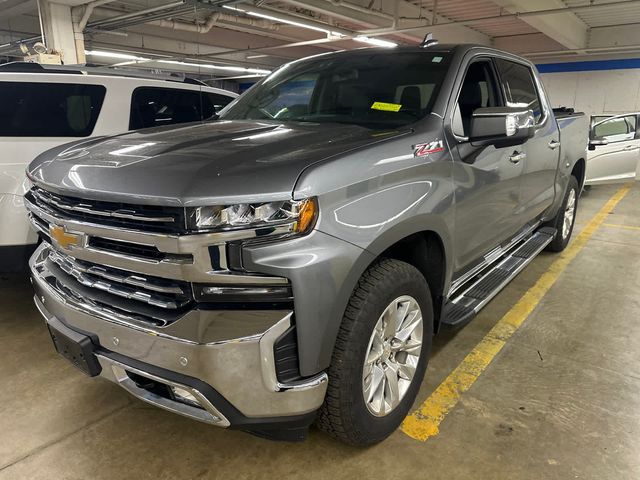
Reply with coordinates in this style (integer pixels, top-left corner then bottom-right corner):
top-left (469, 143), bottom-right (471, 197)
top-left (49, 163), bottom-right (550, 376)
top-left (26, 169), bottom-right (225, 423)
top-left (572, 158), bottom-right (586, 190)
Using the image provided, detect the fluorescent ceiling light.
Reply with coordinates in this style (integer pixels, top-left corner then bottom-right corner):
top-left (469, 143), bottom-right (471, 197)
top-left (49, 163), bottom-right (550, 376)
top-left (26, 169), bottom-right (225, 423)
top-left (85, 50), bottom-right (270, 75)
top-left (223, 5), bottom-right (344, 37)
top-left (158, 59), bottom-right (271, 75)
top-left (85, 49), bottom-right (149, 61)
top-left (354, 36), bottom-right (397, 48)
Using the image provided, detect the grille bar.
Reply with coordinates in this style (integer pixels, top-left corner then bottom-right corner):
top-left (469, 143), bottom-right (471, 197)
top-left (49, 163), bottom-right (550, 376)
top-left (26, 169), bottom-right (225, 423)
top-left (32, 188), bottom-right (175, 223)
top-left (27, 187), bottom-right (185, 234)
top-left (28, 213), bottom-right (50, 238)
top-left (47, 275), bottom-right (165, 327)
top-left (48, 249), bottom-right (191, 309)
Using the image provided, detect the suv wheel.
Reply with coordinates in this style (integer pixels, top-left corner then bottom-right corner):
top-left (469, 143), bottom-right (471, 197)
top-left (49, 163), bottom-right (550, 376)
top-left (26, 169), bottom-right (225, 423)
top-left (546, 175), bottom-right (579, 252)
top-left (316, 259), bottom-right (433, 446)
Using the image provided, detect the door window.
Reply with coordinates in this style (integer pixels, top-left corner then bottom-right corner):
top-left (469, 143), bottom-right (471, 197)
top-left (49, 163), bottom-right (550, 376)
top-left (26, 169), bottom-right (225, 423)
top-left (0, 82), bottom-right (106, 137)
top-left (204, 92), bottom-right (234, 117)
top-left (495, 59), bottom-right (544, 123)
top-left (130, 87), bottom-right (231, 130)
top-left (592, 115), bottom-right (637, 142)
top-left (453, 60), bottom-right (502, 137)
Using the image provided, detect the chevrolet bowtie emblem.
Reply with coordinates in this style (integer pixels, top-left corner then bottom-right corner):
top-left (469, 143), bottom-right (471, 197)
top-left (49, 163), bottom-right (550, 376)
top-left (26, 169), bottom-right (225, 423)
top-left (49, 225), bottom-right (84, 250)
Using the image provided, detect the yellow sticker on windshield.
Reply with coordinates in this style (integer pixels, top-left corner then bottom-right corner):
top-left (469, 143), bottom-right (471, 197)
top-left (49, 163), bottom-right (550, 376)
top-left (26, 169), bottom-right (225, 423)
top-left (371, 102), bottom-right (402, 112)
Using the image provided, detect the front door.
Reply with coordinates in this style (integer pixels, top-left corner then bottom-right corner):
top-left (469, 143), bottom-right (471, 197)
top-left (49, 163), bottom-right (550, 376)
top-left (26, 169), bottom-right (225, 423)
top-left (447, 58), bottom-right (525, 274)
top-left (494, 58), bottom-right (560, 224)
top-left (586, 114), bottom-right (640, 185)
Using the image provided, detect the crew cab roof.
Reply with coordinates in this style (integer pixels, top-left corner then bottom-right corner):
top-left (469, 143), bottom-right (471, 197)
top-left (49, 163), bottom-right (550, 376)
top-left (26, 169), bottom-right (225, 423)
top-left (293, 44), bottom-right (531, 65)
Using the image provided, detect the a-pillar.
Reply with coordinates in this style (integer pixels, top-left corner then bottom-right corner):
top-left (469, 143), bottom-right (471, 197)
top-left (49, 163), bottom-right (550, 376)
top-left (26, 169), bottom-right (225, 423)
top-left (37, 0), bottom-right (86, 64)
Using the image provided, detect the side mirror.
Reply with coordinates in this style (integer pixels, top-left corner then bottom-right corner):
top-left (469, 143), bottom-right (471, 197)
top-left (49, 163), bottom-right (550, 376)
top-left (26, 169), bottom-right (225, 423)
top-left (588, 138), bottom-right (608, 150)
top-left (469, 107), bottom-right (535, 145)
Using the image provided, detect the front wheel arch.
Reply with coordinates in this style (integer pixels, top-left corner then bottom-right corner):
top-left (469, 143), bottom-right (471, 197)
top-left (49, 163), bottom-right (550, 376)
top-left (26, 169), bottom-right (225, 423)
top-left (316, 258), bottom-right (434, 446)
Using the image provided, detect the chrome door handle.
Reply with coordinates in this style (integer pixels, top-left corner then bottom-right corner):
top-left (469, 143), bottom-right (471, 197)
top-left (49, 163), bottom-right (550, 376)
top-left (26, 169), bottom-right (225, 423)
top-left (509, 152), bottom-right (526, 164)
top-left (548, 140), bottom-right (560, 150)
top-left (623, 145), bottom-right (640, 151)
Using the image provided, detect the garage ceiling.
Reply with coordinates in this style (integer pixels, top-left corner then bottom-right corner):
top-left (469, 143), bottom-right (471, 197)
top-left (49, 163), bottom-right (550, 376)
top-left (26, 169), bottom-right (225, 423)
top-left (2, 0), bottom-right (640, 80)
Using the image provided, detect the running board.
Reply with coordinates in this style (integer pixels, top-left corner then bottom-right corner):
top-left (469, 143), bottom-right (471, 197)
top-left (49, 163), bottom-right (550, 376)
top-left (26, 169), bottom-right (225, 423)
top-left (440, 227), bottom-right (556, 329)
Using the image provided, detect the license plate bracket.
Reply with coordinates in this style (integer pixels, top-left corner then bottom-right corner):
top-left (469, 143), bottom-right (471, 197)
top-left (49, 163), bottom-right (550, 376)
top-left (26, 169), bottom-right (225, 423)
top-left (47, 317), bottom-right (102, 377)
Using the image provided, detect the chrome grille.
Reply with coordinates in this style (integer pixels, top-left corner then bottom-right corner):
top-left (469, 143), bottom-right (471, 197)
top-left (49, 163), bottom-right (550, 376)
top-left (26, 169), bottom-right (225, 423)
top-left (45, 274), bottom-right (165, 327)
top-left (48, 249), bottom-right (192, 310)
top-left (27, 186), bottom-right (185, 233)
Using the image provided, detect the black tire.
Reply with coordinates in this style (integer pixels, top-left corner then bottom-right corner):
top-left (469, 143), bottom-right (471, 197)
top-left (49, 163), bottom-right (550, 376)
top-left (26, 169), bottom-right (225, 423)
top-left (545, 175), bottom-right (579, 252)
top-left (316, 258), bottom-right (433, 446)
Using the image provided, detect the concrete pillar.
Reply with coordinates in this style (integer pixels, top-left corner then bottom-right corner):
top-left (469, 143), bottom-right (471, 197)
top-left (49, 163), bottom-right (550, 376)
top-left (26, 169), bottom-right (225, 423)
top-left (37, 0), bottom-right (86, 64)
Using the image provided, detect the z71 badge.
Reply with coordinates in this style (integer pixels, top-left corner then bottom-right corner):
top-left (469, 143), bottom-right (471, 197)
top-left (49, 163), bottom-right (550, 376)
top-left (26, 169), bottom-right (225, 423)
top-left (414, 140), bottom-right (444, 157)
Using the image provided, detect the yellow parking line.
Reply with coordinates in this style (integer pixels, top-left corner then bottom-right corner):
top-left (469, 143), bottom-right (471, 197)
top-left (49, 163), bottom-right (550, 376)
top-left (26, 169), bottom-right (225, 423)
top-left (602, 223), bottom-right (640, 232)
top-left (401, 183), bottom-right (633, 442)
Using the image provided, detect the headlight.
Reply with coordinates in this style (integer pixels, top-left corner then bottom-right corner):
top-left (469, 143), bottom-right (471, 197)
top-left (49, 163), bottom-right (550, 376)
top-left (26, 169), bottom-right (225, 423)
top-left (187, 198), bottom-right (317, 235)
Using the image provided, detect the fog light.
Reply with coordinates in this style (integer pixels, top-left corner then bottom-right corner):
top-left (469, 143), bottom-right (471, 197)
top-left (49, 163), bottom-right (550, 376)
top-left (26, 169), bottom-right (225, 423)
top-left (201, 285), bottom-right (290, 296)
top-left (194, 284), bottom-right (293, 303)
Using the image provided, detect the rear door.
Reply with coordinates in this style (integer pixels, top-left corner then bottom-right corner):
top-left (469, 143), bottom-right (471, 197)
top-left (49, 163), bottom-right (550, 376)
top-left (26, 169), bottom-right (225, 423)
top-left (203, 91), bottom-right (236, 115)
top-left (128, 87), bottom-right (235, 130)
top-left (494, 58), bottom-right (560, 223)
top-left (586, 114), bottom-right (640, 185)
top-left (129, 87), bottom-right (202, 130)
top-left (0, 80), bottom-right (107, 187)
top-left (447, 57), bottom-right (525, 273)
top-left (0, 78), bottom-right (107, 246)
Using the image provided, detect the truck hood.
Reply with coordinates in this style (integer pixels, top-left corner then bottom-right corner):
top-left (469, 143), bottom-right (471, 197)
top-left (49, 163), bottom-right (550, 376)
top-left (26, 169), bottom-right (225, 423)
top-left (28, 120), bottom-right (409, 206)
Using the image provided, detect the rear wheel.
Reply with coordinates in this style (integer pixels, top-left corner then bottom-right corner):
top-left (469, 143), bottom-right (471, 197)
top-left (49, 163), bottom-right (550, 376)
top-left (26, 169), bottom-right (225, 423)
top-left (316, 259), bottom-right (433, 446)
top-left (546, 175), bottom-right (579, 252)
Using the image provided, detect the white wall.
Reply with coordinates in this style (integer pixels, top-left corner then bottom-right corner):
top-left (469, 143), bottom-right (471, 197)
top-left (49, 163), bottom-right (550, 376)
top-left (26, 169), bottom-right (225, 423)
top-left (540, 69), bottom-right (640, 117)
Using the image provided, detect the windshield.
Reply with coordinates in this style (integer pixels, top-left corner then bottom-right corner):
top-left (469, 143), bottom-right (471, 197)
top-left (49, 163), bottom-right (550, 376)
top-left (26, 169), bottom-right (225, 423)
top-left (220, 51), bottom-right (451, 129)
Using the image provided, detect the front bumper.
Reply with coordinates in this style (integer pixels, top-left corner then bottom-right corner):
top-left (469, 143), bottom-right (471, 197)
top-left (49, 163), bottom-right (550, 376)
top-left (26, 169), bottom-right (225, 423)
top-left (30, 244), bottom-right (328, 430)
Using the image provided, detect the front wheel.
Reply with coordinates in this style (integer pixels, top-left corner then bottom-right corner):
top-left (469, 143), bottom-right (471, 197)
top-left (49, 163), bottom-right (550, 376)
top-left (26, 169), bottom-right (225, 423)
top-left (316, 259), bottom-right (433, 446)
top-left (545, 175), bottom-right (579, 252)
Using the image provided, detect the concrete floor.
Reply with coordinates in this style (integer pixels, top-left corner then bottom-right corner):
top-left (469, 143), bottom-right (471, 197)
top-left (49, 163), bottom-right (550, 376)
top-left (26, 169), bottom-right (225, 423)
top-left (1, 183), bottom-right (639, 480)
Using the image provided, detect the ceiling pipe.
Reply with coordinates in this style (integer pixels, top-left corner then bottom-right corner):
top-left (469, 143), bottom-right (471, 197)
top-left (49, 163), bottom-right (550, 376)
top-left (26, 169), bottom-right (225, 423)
top-left (150, 12), bottom-right (280, 33)
top-left (328, 0), bottom-right (391, 21)
top-left (0, 34), bottom-right (41, 54)
top-left (223, 3), bottom-right (355, 36)
top-left (276, 0), bottom-right (385, 26)
top-left (84, 4), bottom-right (329, 57)
top-left (151, 15), bottom-right (219, 34)
top-left (77, 0), bottom-right (117, 31)
top-left (87, 1), bottom-right (189, 30)
top-left (272, 0), bottom-right (421, 42)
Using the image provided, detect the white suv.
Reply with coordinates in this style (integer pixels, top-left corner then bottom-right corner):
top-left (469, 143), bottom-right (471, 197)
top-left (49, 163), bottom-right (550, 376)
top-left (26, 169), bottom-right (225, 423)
top-left (0, 63), bottom-right (238, 270)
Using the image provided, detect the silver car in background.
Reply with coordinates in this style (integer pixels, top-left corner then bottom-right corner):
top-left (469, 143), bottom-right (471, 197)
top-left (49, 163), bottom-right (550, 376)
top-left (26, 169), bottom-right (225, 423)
top-left (587, 112), bottom-right (640, 185)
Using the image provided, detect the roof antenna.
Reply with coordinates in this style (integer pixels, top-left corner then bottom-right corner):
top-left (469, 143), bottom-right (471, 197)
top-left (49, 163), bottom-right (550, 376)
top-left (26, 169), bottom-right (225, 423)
top-left (420, 33), bottom-right (438, 48)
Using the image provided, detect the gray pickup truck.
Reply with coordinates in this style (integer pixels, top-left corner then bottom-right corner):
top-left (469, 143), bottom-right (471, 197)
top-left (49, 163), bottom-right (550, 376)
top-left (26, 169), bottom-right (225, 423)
top-left (26, 44), bottom-right (587, 446)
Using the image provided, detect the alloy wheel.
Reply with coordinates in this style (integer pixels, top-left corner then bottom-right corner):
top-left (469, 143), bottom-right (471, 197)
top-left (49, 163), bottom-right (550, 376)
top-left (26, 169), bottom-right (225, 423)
top-left (563, 188), bottom-right (577, 239)
top-left (362, 295), bottom-right (423, 417)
